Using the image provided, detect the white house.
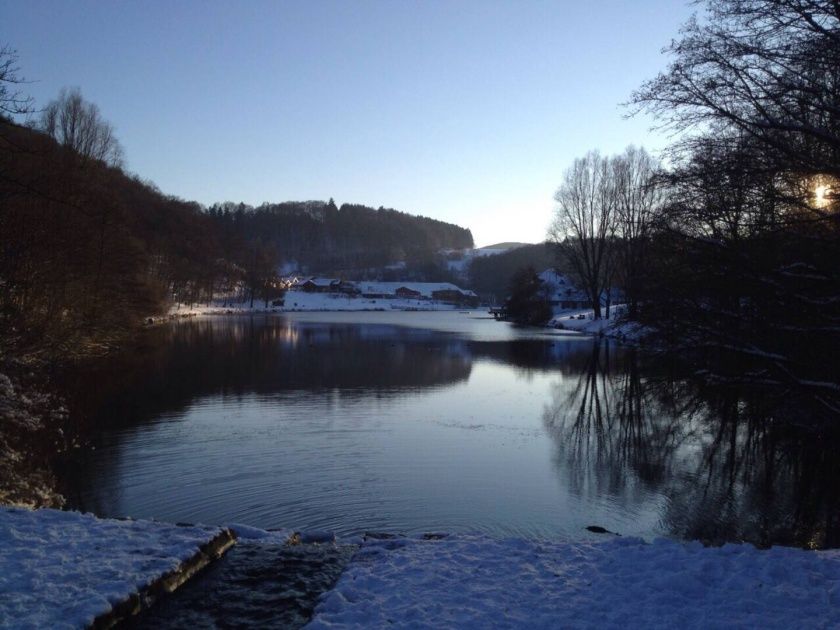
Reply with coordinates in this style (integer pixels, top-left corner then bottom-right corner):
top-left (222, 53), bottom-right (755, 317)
top-left (537, 269), bottom-right (591, 310)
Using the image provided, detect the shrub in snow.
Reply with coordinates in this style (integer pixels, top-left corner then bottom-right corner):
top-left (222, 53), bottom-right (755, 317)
top-left (0, 367), bottom-right (69, 508)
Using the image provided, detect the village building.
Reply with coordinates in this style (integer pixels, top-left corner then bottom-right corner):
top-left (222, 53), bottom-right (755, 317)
top-left (395, 286), bottom-right (422, 299)
top-left (335, 280), bottom-right (361, 295)
top-left (288, 279), bottom-right (479, 306)
top-left (536, 269), bottom-right (621, 310)
top-left (295, 278), bottom-right (341, 293)
top-left (537, 269), bottom-right (591, 310)
top-left (431, 288), bottom-right (479, 307)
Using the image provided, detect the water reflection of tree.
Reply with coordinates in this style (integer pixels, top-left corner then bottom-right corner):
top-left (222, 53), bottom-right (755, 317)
top-left (544, 343), bottom-right (692, 504)
top-left (543, 340), bottom-right (840, 549)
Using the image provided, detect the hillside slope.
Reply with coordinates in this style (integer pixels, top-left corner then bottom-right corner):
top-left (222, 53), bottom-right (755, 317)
top-left (207, 200), bottom-right (473, 275)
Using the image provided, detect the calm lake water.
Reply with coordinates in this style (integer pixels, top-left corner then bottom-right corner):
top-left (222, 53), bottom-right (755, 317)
top-left (61, 311), bottom-right (840, 548)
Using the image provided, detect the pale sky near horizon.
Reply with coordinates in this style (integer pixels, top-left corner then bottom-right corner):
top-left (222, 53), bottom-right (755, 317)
top-left (3, 0), bottom-right (694, 247)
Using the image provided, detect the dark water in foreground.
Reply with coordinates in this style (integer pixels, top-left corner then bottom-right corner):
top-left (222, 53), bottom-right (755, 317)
top-left (61, 312), bottom-right (840, 548)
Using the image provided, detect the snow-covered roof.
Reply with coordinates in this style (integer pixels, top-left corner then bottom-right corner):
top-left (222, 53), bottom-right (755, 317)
top-left (357, 282), bottom-right (473, 298)
top-left (298, 277), bottom-right (339, 287)
top-left (288, 279), bottom-right (476, 298)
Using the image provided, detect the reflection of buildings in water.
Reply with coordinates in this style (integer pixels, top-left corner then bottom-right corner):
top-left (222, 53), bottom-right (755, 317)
top-left (267, 321), bottom-right (300, 346)
top-left (541, 341), bottom-right (840, 548)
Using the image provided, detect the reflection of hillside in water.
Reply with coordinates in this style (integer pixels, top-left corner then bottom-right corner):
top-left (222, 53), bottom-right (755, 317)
top-left (59, 317), bottom-right (600, 522)
top-left (65, 318), bottom-right (476, 431)
top-left (543, 341), bottom-right (840, 549)
top-left (66, 318), bottom-right (598, 433)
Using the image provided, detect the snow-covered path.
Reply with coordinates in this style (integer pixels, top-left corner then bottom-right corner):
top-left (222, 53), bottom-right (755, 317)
top-left (309, 534), bottom-right (840, 629)
top-left (0, 507), bottom-right (233, 629)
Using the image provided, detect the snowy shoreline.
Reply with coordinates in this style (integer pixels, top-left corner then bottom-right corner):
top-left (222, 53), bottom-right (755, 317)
top-left (4, 507), bottom-right (840, 629)
top-left (160, 297), bottom-right (650, 345)
top-left (163, 291), bottom-right (470, 319)
top-left (546, 304), bottom-right (652, 344)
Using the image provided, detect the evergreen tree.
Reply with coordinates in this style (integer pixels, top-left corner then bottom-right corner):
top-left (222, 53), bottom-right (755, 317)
top-left (504, 267), bottom-right (552, 326)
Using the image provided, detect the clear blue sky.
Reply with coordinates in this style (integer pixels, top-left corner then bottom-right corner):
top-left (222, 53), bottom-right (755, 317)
top-left (3, 0), bottom-right (693, 247)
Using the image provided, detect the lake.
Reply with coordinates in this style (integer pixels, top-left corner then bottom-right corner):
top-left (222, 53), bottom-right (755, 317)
top-left (59, 311), bottom-right (840, 548)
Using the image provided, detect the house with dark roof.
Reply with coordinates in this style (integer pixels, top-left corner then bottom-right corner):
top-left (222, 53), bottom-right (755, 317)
top-left (295, 278), bottom-right (340, 293)
top-left (395, 286), bottom-right (422, 299)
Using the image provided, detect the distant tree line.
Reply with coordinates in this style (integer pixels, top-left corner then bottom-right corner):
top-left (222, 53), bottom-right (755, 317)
top-left (548, 0), bottom-right (840, 414)
top-left (206, 199), bottom-right (473, 276)
top-left (0, 103), bottom-right (217, 354)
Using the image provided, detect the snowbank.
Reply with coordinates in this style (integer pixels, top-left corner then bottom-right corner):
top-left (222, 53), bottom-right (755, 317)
top-left (7, 510), bottom-right (838, 629)
top-left (0, 507), bottom-right (232, 629)
top-left (548, 305), bottom-right (651, 343)
top-left (309, 534), bottom-right (840, 629)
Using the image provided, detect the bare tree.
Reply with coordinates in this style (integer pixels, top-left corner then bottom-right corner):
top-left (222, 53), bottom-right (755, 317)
top-left (613, 146), bottom-right (665, 318)
top-left (0, 45), bottom-right (33, 118)
top-left (0, 46), bottom-right (34, 205)
top-left (549, 151), bottom-right (617, 319)
top-left (626, 1), bottom-right (840, 408)
top-left (40, 87), bottom-right (123, 167)
top-left (631, 0), bottom-right (840, 182)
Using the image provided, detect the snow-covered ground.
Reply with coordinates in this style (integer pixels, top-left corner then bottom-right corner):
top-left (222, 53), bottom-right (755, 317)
top-left (166, 298), bottom-right (655, 346)
top-left (548, 305), bottom-right (650, 343)
top-left (285, 291), bottom-right (466, 312)
top-left (168, 291), bottom-right (466, 317)
top-left (309, 534), bottom-right (840, 629)
top-left (0, 507), bottom-right (228, 629)
top-left (5, 509), bottom-right (840, 628)
top-left (445, 245), bottom-right (521, 276)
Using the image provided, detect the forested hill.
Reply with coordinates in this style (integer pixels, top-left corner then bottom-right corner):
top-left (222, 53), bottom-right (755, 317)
top-left (469, 243), bottom-right (557, 302)
top-left (0, 111), bottom-right (471, 357)
top-left (1, 118), bottom-right (219, 353)
top-left (207, 200), bottom-right (473, 273)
